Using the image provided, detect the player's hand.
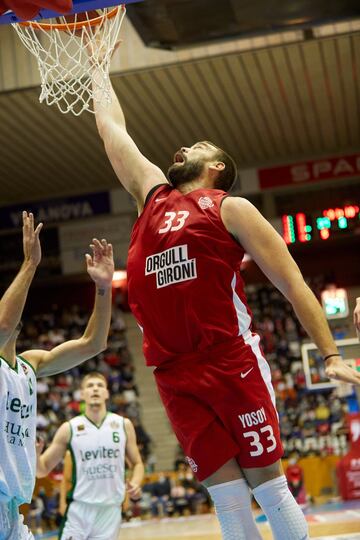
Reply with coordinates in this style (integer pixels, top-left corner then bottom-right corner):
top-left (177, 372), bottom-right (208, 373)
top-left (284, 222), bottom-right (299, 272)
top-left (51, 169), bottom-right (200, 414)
top-left (86, 28), bottom-right (123, 64)
top-left (126, 480), bottom-right (142, 500)
top-left (325, 356), bottom-right (360, 385)
top-left (85, 238), bottom-right (114, 289)
top-left (23, 211), bottom-right (43, 267)
top-left (353, 297), bottom-right (360, 337)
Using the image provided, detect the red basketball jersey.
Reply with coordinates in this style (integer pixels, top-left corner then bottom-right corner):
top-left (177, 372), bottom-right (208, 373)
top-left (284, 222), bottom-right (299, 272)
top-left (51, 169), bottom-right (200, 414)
top-left (127, 184), bottom-right (253, 366)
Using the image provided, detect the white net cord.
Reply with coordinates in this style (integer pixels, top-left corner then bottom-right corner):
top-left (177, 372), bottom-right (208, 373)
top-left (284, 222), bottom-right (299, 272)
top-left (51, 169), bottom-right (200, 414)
top-left (12, 6), bottom-right (126, 116)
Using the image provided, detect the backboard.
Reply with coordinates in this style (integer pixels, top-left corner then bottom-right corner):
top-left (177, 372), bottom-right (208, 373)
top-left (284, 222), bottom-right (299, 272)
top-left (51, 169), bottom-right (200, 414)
top-left (0, 0), bottom-right (140, 24)
top-left (302, 338), bottom-right (360, 390)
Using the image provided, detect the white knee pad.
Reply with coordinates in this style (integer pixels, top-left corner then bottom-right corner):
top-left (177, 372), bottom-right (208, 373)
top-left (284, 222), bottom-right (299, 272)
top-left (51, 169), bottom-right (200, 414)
top-left (208, 478), bottom-right (251, 512)
top-left (207, 479), bottom-right (262, 540)
top-left (252, 475), bottom-right (309, 540)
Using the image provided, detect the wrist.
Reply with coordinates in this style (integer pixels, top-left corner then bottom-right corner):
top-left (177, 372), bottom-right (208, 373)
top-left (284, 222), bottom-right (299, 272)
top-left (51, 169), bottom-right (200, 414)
top-left (96, 283), bottom-right (111, 295)
top-left (324, 353), bottom-right (341, 362)
top-left (22, 260), bottom-right (38, 272)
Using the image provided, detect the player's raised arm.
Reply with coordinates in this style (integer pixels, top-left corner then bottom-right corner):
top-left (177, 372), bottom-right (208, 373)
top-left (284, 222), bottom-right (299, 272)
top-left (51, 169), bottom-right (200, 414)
top-left (22, 238), bottom-right (114, 376)
top-left (0, 211), bottom-right (42, 346)
top-left (221, 196), bottom-right (360, 386)
top-left (90, 44), bottom-right (168, 211)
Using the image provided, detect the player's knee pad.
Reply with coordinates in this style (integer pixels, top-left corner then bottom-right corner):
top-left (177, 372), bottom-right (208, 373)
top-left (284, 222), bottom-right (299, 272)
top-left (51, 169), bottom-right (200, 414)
top-left (252, 474), bottom-right (291, 507)
top-left (207, 479), bottom-right (257, 540)
top-left (207, 478), bottom-right (251, 512)
top-left (252, 475), bottom-right (309, 540)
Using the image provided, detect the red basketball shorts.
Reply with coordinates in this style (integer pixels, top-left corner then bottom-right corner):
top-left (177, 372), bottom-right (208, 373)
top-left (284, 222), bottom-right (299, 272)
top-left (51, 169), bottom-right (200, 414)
top-left (154, 331), bottom-right (283, 482)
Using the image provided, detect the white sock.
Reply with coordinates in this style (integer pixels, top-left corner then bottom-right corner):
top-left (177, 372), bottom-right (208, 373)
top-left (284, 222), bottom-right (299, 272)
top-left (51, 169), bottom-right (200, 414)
top-left (207, 478), bottom-right (262, 540)
top-left (252, 475), bottom-right (309, 540)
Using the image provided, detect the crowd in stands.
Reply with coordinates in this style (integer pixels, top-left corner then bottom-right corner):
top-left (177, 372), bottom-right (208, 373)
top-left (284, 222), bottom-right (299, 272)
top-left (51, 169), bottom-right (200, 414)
top-left (246, 281), bottom-right (351, 459)
top-left (126, 464), bottom-right (211, 521)
top-left (20, 277), bottom-right (355, 531)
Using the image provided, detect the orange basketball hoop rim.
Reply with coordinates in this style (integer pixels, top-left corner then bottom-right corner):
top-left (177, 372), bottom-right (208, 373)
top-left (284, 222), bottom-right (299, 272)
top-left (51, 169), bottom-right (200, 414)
top-left (11, 2), bottom-right (127, 115)
top-left (18, 4), bottom-right (124, 31)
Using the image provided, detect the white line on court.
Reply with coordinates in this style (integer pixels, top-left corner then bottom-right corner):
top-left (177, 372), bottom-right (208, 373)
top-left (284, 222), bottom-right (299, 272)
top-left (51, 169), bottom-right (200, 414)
top-left (345, 510), bottom-right (360, 518)
top-left (312, 535), bottom-right (360, 540)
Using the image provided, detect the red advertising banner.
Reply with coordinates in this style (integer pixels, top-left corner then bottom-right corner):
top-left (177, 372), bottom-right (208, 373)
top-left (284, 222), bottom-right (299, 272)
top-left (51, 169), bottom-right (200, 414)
top-left (258, 154), bottom-right (360, 190)
top-left (337, 413), bottom-right (360, 500)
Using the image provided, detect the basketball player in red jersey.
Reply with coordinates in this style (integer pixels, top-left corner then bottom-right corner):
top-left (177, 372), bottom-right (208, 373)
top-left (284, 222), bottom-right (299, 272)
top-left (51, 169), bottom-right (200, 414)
top-left (90, 51), bottom-right (360, 540)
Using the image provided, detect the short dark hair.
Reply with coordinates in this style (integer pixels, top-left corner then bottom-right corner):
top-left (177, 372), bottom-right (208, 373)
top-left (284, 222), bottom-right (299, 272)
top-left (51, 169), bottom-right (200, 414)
top-left (205, 141), bottom-right (238, 192)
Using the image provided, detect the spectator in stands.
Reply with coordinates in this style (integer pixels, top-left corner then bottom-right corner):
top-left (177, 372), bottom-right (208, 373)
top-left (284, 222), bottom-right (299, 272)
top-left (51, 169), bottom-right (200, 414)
top-left (285, 454), bottom-right (306, 505)
top-left (150, 473), bottom-right (172, 517)
top-left (174, 446), bottom-right (187, 471)
top-left (171, 480), bottom-right (189, 516)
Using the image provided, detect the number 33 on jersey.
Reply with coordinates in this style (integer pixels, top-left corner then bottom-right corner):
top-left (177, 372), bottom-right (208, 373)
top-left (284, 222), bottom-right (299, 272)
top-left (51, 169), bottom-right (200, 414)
top-left (158, 211), bottom-right (189, 234)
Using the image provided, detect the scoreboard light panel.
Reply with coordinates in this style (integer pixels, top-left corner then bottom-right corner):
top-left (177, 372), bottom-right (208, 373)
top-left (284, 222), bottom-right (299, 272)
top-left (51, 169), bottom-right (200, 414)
top-left (282, 204), bottom-right (359, 245)
top-left (321, 287), bottom-right (349, 319)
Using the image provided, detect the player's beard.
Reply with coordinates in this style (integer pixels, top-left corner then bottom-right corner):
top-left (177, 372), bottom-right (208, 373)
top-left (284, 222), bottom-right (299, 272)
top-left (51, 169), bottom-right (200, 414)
top-left (168, 159), bottom-right (205, 187)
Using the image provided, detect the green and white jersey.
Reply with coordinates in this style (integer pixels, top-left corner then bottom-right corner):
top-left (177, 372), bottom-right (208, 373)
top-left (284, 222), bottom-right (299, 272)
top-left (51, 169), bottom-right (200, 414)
top-left (68, 413), bottom-right (127, 506)
top-left (0, 355), bottom-right (37, 505)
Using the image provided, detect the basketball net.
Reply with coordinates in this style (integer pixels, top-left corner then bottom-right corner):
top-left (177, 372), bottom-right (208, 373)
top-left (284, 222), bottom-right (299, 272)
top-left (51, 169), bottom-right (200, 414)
top-left (12, 5), bottom-right (126, 116)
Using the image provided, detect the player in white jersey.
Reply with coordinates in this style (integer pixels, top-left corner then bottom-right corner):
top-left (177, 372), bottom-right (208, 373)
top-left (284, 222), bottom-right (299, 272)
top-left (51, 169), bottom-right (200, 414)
top-left (0, 212), bottom-right (114, 540)
top-left (37, 372), bottom-right (144, 540)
